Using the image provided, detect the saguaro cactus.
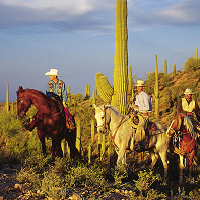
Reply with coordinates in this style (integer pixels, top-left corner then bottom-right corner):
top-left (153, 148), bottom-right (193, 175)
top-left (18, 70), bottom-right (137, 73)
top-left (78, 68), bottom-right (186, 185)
top-left (196, 47), bottom-right (198, 60)
top-left (68, 85), bottom-right (71, 95)
top-left (164, 59), bottom-right (167, 75)
top-left (111, 0), bottom-right (128, 113)
top-left (76, 120), bottom-right (81, 152)
top-left (6, 81), bottom-right (9, 112)
top-left (173, 64), bottom-right (176, 75)
top-left (154, 54), bottom-right (159, 118)
top-left (127, 65), bottom-right (133, 103)
top-left (95, 73), bottom-right (113, 103)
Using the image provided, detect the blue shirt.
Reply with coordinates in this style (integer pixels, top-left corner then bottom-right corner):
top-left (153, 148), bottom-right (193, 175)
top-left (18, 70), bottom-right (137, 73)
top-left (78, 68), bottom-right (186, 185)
top-left (46, 79), bottom-right (68, 102)
top-left (134, 91), bottom-right (152, 113)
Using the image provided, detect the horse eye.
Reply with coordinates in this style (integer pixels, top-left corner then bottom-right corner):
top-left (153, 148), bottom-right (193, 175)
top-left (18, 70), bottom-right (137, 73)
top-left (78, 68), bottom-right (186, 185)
top-left (102, 117), bottom-right (105, 119)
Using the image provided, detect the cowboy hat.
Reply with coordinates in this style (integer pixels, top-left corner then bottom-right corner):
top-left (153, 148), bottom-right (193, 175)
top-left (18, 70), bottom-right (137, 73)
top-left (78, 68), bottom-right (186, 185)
top-left (184, 88), bottom-right (194, 95)
top-left (135, 80), bottom-right (145, 87)
top-left (45, 69), bottom-right (60, 76)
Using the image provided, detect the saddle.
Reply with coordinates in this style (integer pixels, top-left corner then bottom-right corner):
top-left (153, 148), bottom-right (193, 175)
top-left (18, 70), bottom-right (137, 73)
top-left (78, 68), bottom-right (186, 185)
top-left (64, 107), bottom-right (76, 131)
top-left (131, 112), bottom-right (158, 150)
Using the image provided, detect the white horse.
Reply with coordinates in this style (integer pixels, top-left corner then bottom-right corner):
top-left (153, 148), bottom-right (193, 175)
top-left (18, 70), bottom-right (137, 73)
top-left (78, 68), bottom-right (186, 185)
top-left (94, 104), bottom-right (171, 178)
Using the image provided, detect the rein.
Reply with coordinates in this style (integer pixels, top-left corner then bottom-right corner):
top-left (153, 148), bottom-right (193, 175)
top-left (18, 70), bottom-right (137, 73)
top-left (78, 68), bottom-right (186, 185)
top-left (100, 106), bottom-right (130, 149)
top-left (109, 117), bottom-right (124, 149)
top-left (19, 90), bottom-right (64, 121)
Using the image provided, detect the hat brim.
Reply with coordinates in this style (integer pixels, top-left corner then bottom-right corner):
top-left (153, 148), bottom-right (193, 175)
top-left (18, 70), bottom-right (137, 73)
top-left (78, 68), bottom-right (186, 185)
top-left (135, 84), bottom-right (145, 87)
top-left (184, 92), bottom-right (194, 94)
top-left (45, 72), bottom-right (60, 76)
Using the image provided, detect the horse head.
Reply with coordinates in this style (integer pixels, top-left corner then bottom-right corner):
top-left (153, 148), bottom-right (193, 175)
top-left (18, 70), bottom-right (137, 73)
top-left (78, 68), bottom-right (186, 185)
top-left (17, 86), bottom-right (31, 118)
top-left (93, 104), bottom-right (111, 133)
top-left (166, 112), bottom-right (184, 137)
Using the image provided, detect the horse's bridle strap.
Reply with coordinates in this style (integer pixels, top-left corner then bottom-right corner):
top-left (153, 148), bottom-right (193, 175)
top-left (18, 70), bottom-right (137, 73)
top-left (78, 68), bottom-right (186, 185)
top-left (110, 117), bottom-right (124, 149)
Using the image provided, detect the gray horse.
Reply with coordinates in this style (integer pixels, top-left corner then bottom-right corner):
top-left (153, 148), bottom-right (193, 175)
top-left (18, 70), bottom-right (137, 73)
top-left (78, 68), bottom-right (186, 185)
top-left (94, 104), bottom-right (171, 178)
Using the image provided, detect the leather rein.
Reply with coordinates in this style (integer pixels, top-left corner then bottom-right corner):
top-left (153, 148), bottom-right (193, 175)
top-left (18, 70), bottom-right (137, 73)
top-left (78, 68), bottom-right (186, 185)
top-left (18, 91), bottom-right (63, 121)
top-left (98, 106), bottom-right (130, 149)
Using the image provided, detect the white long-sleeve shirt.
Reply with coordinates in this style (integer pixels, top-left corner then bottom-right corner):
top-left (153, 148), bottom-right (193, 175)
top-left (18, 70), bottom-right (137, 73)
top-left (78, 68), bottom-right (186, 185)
top-left (134, 91), bottom-right (152, 113)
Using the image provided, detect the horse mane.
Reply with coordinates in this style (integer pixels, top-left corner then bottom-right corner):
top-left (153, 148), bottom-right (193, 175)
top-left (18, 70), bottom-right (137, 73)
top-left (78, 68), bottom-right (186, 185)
top-left (183, 115), bottom-right (195, 138)
top-left (105, 105), bottom-right (126, 117)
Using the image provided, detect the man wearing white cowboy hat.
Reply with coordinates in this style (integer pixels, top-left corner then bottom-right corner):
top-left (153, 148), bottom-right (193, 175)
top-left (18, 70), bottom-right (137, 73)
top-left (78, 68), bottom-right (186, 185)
top-left (176, 88), bottom-right (200, 129)
top-left (45, 69), bottom-right (68, 105)
top-left (130, 79), bottom-right (152, 151)
top-left (45, 69), bottom-right (76, 131)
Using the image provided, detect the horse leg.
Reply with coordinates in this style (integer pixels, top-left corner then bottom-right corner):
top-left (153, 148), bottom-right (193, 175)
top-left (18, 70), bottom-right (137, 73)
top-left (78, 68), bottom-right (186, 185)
top-left (179, 155), bottom-right (184, 184)
top-left (149, 150), bottom-right (159, 169)
top-left (38, 131), bottom-right (46, 155)
top-left (51, 138), bottom-right (63, 159)
top-left (65, 129), bottom-right (79, 159)
top-left (117, 147), bottom-right (126, 166)
top-left (158, 150), bottom-right (168, 180)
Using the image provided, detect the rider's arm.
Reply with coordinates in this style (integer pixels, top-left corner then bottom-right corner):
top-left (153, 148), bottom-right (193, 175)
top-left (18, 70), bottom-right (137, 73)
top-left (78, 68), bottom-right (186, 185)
top-left (61, 82), bottom-right (68, 103)
top-left (194, 101), bottom-right (200, 121)
top-left (46, 82), bottom-right (50, 94)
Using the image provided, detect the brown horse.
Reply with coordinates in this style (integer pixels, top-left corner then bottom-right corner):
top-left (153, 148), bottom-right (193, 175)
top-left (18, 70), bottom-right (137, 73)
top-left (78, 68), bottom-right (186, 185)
top-left (17, 86), bottom-right (79, 160)
top-left (166, 112), bottom-right (197, 184)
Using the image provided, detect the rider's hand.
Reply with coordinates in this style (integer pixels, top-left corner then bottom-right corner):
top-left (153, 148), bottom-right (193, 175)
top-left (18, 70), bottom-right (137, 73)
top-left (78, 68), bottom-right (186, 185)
top-left (187, 112), bottom-right (193, 116)
top-left (63, 102), bottom-right (67, 108)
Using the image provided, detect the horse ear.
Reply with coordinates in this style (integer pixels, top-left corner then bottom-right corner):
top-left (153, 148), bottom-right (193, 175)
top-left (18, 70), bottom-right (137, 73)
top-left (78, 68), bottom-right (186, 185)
top-left (18, 86), bottom-right (24, 94)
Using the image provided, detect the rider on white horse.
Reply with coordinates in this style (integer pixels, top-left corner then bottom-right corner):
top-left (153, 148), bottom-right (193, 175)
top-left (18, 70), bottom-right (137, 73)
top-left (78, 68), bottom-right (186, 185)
top-left (129, 80), bottom-right (152, 151)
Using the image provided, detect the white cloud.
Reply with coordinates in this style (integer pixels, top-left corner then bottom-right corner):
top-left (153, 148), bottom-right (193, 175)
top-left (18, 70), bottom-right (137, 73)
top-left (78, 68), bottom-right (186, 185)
top-left (156, 0), bottom-right (200, 24)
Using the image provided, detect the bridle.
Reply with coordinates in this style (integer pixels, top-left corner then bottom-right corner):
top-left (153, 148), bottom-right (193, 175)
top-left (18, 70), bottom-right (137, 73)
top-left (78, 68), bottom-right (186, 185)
top-left (96, 106), bottom-right (110, 132)
top-left (166, 114), bottom-right (185, 137)
top-left (17, 93), bottom-right (28, 118)
top-left (17, 90), bottom-right (63, 120)
top-left (96, 106), bottom-right (129, 149)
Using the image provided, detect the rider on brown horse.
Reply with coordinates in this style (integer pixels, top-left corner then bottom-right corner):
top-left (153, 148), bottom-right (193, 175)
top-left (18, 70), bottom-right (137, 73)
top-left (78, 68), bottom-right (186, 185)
top-left (176, 88), bottom-right (200, 137)
top-left (45, 69), bottom-right (75, 130)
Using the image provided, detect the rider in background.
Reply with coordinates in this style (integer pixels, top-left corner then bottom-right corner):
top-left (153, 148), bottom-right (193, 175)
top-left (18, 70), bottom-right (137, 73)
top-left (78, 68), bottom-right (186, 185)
top-left (45, 69), bottom-right (74, 129)
top-left (130, 80), bottom-right (152, 151)
top-left (176, 88), bottom-right (200, 132)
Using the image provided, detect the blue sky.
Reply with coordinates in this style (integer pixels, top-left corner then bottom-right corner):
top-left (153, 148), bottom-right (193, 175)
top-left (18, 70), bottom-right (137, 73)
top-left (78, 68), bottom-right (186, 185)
top-left (1, 0), bottom-right (200, 102)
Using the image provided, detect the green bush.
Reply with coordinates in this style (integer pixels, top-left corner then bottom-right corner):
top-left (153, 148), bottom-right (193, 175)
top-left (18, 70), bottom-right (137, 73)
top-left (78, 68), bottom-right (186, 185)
top-left (16, 167), bottom-right (41, 189)
top-left (183, 56), bottom-right (200, 71)
top-left (41, 171), bottom-right (67, 200)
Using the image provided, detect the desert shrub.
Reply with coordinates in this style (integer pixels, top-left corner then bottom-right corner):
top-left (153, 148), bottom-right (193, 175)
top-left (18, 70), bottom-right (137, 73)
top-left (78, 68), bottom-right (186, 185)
top-left (16, 167), bottom-right (41, 189)
top-left (183, 56), bottom-right (200, 71)
top-left (65, 163), bottom-right (106, 190)
top-left (0, 107), bottom-right (22, 137)
top-left (113, 164), bottom-right (129, 185)
top-left (134, 169), bottom-right (161, 196)
top-left (41, 171), bottom-right (67, 200)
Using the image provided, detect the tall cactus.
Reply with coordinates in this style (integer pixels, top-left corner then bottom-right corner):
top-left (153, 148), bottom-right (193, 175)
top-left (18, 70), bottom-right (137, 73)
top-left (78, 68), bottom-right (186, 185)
top-left (68, 85), bottom-right (71, 95)
top-left (154, 54), bottom-right (159, 118)
top-left (127, 65), bottom-right (133, 103)
top-left (196, 47), bottom-right (198, 60)
top-left (196, 47), bottom-right (198, 65)
top-left (76, 120), bottom-right (81, 152)
top-left (173, 64), bottom-right (176, 76)
top-left (6, 81), bottom-right (9, 112)
top-left (164, 59), bottom-right (167, 75)
top-left (111, 0), bottom-right (128, 113)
